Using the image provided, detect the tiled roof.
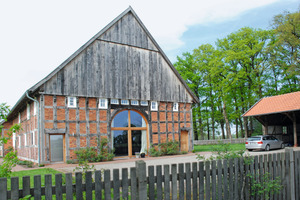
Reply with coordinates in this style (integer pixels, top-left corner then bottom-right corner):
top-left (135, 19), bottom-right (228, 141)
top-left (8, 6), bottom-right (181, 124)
top-left (243, 91), bottom-right (300, 117)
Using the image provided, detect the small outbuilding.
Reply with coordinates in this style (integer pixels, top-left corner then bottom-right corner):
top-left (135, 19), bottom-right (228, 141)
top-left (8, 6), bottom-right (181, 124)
top-left (243, 91), bottom-right (300, 146)
top-left (0, 7), bottom-right (199, 164)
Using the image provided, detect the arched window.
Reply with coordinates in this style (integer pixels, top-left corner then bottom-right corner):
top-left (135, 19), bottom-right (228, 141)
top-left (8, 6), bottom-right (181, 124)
top-left (111, 110), bottom-right (148, 157)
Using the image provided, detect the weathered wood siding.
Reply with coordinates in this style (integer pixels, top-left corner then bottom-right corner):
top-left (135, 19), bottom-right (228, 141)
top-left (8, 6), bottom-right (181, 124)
top-left (42, 13), bottom-right (193, 103)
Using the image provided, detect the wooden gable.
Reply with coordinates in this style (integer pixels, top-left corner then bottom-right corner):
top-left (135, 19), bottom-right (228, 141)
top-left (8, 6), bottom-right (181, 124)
top-left (30, 7), bottom-right (198, 103)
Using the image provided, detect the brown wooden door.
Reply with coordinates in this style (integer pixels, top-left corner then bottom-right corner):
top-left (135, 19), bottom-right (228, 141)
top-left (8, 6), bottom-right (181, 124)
top-left (181, 130), bottom-right (189, 152)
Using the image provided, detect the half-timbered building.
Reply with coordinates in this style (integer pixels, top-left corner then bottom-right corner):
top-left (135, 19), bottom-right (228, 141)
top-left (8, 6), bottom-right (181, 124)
top-left (1, 7), bottom-right (199, 164)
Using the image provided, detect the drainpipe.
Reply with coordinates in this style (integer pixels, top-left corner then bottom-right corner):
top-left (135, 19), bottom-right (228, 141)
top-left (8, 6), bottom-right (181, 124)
top-left (26, 91), bottom-right (40, 165)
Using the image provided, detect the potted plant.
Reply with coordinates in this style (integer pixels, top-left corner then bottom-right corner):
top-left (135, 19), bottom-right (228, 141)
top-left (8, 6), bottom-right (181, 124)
top-left (135, 152), bottom-right (140, 158)
top-left (140, 152), bottom-right (145, 158)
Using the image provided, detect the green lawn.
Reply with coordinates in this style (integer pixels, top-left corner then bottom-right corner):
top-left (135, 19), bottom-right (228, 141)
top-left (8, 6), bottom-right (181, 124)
top-left (7, 168), bottom-right (66, 190)
top-left (193, 143), bottom-right (246, 152)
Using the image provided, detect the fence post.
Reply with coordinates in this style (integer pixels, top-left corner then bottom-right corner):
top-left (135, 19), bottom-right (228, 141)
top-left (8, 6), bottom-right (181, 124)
top-left (136, 160), bottom-right (147, 200)
top-left (286, 148), bottom-right (295, 200)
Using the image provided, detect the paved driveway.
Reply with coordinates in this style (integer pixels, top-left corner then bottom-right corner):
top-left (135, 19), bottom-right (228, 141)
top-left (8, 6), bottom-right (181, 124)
top-left (8, 147), bottom-right (300, 174)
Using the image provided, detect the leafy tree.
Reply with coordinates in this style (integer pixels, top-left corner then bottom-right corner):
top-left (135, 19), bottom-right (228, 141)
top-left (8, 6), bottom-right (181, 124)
top-left (272, 9), bottom-right (300, 76)
top-left (0, 103), bottom-right (21, 177)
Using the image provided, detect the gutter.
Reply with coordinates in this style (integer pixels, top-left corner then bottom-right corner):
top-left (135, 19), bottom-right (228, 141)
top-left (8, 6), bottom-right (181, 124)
top-left (26, 91), bottom-right (40, 165)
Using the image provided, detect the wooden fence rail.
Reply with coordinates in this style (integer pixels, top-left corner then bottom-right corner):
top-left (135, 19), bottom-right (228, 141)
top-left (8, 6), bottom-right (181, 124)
top-left (0, 148), bottom-right (299, 200)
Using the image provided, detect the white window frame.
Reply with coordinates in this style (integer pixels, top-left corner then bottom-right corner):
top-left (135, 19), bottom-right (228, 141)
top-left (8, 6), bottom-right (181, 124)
top-left (27, 104), bottom-right (30, 120)
top-left (68, 96), bottom-right (77, 108)
top-left (131, 100), bottom-right (139, 106)
top-left (99, 98), bottom-right (108, 109)
top-left (13, 132), bottom-right (16, 149)
top-left (140, 101), bottom-right (148, 106)
top-left (111, 99), bottom-right (119, 105)
top-left (121, 99), bottom-right (129, 105)
top-left (18, 136), bottom-right (21, 148)
top-left (33, 98), bottom-right (37, 116)
top-left (25, 133), bottom-right (27, 146)
top-left (151, 101), bottom-right (158, 111)
top-left (173, 103), bottom-right (179, 112)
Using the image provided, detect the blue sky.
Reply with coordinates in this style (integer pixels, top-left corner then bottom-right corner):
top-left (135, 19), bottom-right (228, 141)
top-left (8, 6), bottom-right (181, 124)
top-left (0, 0), bottom-right (299, 107)
top-left (167, 0), bottom-right (299, 62)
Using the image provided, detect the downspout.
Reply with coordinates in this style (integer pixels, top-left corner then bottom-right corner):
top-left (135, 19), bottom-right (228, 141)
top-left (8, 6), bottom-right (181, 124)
top-left (26, 91), bottom-right (40, 165)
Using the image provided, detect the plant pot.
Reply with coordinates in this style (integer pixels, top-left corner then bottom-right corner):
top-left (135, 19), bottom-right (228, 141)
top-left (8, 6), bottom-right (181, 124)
top-left (135, 152), bottom-right (140, 158)
top-left (140, 153), bottom-right (145, 158)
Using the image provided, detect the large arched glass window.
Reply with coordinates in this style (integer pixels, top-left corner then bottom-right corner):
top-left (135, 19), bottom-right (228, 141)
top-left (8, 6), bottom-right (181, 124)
top-left (111, 110), bottom-right (147, 157)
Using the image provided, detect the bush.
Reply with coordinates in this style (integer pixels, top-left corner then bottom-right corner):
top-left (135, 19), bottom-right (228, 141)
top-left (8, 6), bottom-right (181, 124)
top-left (75, 147), bottom-right (98, 163)
top-left (74, 138), bottom-right (114, 163)
top-left (149, 140), bottom-right (180, 157)
top-left (17, 160), bottom-right (34, 168)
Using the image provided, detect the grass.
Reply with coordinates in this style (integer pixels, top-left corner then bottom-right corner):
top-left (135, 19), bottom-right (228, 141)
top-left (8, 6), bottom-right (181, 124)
top-left (193, 143), bottom-right (246, 152)
top-left (7, 168), bottom-right (66, 190)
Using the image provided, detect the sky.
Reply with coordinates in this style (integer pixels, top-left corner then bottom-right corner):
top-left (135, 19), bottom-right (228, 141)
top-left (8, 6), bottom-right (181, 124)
top-left (0, 0), bottom-right (299, 108)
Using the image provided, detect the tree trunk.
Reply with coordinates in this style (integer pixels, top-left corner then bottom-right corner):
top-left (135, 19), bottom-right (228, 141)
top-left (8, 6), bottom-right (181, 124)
top-left (222, 101), bottom-right (231, 139)
top-left (235, 119), bottom-right (239, 138)
top-left (243, 118), bottom-right (248, 139)
top-left (220, 121), bottom-right (225, 139)
top-left (239, 117), bottom-right (244, 138)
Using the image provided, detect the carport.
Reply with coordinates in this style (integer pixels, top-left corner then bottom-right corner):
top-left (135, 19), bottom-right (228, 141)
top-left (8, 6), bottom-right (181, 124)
top-left (243, 91), bottom-right (300, 147)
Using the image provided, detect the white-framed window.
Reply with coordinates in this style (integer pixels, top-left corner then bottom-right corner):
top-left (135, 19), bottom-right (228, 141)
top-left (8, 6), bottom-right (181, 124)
top-left (151, 101), bottom-right (158, 111)
top-left (30, 132), bottom-right (33, 145)
top-left (131, 100), bottom-right (139, 106)
top-left (173, 103), bottom-right (179, 112)
top-left (111, 99), bottom-right (119, 105)
top-left (121, 99), bottom-right (129, 105)
top-left (27, 104), bottom-right (30, 120)
top-left (18, 112), bottom-right (21, 123)
top-left (140, 101), bottom-right (148, 106)
top-left (25, 133), bottom-right (27, 146)
top-left (32, 131), bottom-right (36, 145)
top-left (68, 96), bottom-right (77, 108)
top-left (18, 136), bottom-right (21, 148)
top-left (99, 98), bottom-right (108, 109)
top-left (33, 99), bottom-right (37, 116)
top-left (13, 132), bottom-right (16, 148)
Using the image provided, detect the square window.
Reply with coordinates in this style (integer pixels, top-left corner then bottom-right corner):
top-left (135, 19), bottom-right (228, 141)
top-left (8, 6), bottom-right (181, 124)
top-left (111, 99), bottom-right (119, 105)
top-left (99, 98), bottom-right (108, 109)
top-left (68, 97), bottom-right (77, 108)
top-left (131, 100), bottom-right (139, 106)
top-left (173, 103), bottom-right (178, 111)
top-left (140, 101), bottom-right (148, 106)
top-left (121, 99), bottom-right (129, 105)
top-left (151, 101), bottom-right (158, 111)
top-left (283, 126), bottom-right (287, 134)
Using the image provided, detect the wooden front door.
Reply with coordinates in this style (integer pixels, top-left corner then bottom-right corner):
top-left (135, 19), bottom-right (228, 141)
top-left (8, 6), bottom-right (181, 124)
top-left (181, 130), bottom-right (189, 152)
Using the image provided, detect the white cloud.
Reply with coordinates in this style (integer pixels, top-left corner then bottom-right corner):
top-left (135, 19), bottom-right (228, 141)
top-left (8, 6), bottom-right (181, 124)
top-left (0, 0), bottom-right (281, 107)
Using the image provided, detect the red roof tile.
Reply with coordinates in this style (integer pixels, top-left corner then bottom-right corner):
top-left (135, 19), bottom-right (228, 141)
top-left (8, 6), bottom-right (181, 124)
top-left (243, 91), bottom-right (300, 117)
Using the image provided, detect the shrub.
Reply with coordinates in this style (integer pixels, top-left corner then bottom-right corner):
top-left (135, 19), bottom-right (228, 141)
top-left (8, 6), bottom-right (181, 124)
top-left (74, 138), bottom-right (114, 163)
top-left (75, 147), bottom-right (98, 163)
top-left (149, 140), bottom-right (180, 157)
top-left (17, 160), bottom-right (34, 168)
top-left (0, 151), bottom-right (18, 177)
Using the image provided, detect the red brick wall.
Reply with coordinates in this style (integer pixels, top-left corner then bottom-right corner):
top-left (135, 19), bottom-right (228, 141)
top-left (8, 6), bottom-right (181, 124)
top-left (2, 98), bottom-right (39, 162)
top-left (151, 102), bottom-right (192, 146)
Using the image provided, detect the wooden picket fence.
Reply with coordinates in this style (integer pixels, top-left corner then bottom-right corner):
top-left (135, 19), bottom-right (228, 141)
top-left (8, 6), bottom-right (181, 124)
top-left (1, 148), bottom-right (300, 200)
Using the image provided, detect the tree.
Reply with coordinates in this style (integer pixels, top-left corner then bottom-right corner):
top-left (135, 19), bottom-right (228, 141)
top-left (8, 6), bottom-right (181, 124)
top-left (0, 103), bottom-right (21, 177)
top-left (272, 9), bottom-right (300, 76)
